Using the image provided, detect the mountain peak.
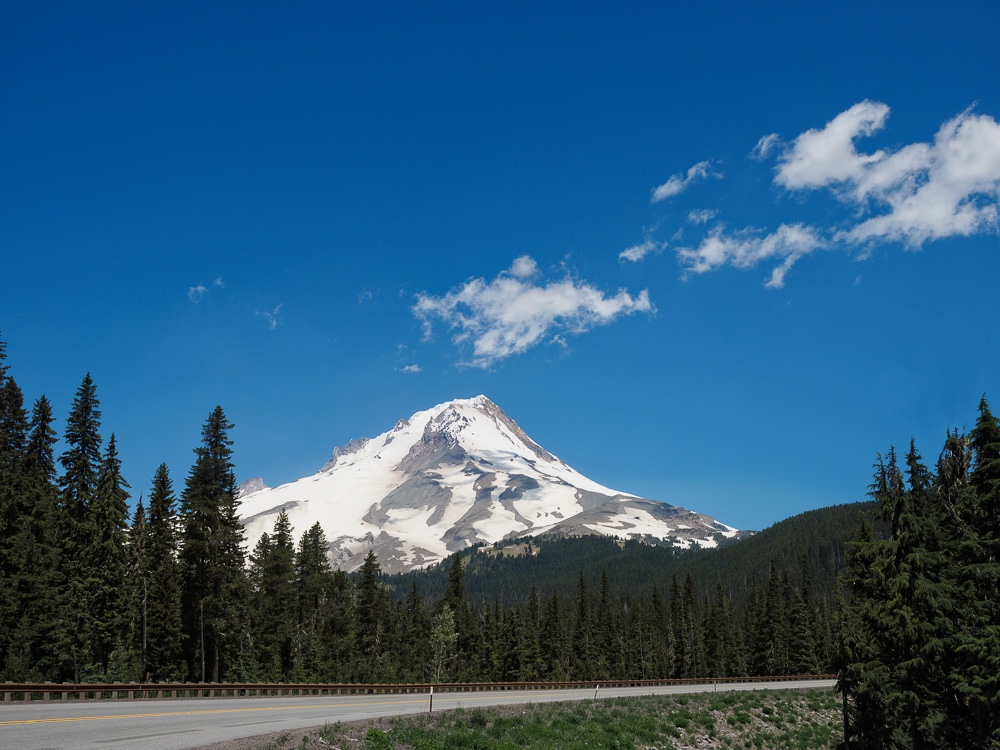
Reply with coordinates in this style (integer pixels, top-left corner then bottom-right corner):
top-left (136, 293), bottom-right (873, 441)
top-left (239, 396), bottom-right (739, 573)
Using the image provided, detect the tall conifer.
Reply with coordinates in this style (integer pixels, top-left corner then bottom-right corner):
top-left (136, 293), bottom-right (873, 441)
top-left (179, 406), bottom-right (246, 682)
top-left (88, 434), bottom-right (131, 674)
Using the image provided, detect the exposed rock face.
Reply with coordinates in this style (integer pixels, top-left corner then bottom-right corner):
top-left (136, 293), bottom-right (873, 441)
top-left (236, 477), bottom-right (270, 498)
top-left (238, 395), bottom-right (740, 573)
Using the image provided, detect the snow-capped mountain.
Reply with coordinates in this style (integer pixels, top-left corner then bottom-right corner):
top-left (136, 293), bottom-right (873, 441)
top-left (238, 396), bottom-right (740, 573)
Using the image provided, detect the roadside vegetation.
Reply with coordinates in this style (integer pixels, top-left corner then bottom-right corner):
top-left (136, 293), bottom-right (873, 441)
top-left (204, 688), bottom-right (843, 750)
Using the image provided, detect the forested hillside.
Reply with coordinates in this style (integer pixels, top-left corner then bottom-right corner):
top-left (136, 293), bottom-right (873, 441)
top-left (386, 501), bottom-right (878, 611)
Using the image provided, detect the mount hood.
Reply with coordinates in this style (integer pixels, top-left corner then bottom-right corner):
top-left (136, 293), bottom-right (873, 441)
top-left (238, 395), bottom-right (740, 573)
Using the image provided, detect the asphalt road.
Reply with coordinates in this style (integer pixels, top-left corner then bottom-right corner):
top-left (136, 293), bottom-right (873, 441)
top-left (0, 679), bottom-right (837, 750)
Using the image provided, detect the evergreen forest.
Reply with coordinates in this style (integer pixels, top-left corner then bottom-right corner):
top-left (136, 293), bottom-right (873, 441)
top-left (1, 333), bottom-right (999, 746)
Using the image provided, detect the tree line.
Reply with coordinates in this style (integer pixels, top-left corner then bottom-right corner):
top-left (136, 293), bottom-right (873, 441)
top-left (0, 334), bottom-right (839, 685)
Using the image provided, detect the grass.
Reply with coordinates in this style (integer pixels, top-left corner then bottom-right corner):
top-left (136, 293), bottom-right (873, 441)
top-left (214, 688), bottom-right (843, 750)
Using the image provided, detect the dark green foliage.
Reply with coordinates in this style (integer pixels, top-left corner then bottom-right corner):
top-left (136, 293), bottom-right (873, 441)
top-left (179, 406), bottom-right (247, 682)
top-left (3, 395), bottom-right (62, 680)
top-left (87, 434), bottom-right (131, 674)
top-left (249, 510), bottom-right (297, 680)
top-left (356, 550), bottom-right (391, 681)
top-left (144, 464), bottom-right (184, 680)
top-left (838, 398), bottom-right (1000, 748)
top-left (387, 503), bottom-right (873, 616)
top-left (58, 374), bottom-right (102, 572)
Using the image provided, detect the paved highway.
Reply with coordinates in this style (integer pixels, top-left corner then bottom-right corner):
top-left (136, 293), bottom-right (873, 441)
top-left (0, 679), bottom-right (836, 750)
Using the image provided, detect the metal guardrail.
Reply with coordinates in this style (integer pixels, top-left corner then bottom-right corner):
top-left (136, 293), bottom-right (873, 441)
top-left (0, 675), bottom-right (836, 702)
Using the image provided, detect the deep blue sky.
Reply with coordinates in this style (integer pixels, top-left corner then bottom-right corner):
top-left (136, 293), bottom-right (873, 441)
top-left (3, 1), bottom-right (999, 531)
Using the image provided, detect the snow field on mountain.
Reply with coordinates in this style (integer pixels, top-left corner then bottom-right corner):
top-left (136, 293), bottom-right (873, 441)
top-left (238, 395), bottom-right (739, 572)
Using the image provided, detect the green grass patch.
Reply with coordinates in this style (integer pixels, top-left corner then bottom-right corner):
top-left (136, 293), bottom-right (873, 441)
top-left (251, 687), bottom-right (843, 749)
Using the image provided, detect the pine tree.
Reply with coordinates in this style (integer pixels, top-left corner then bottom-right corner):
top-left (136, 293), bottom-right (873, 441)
top-left (86, 434), bottom-right (131, 674)
top-left (294, 522), bottom-right (335, 681)
top-left (571, 570), bottom-right (593, 679)
top-left (524, 585), bottom-right (543, 680)
top-left (3, 395), bottom-right (62, 680)
top-left (144, 464), bottom-right (183, 681)
top-left (179, 406), bottom-right (247, 682)
top-left (649, 583), bottom-right (674, 678)
top-left (539, 590), bottom-right (569, 679)
top-left (125, 499), bottom-right (148, 676)
top-left (56, 374), bottom-right (103, 682)
top-left (0, 374), bottom-right (28, 671)
top-left (58, 374), bottom-right (102, 569)
top-left (960, 397), bottom-right (1000, 744)
top-left (593, 569), bottom-right (618, 677)
top-left (440, 552), bottom-right (475, 677)
top-left (249, 510), bottom-right (296, 680)
top-left (400, 580), bottom-right (431, 682)
top-left (355, 550), bottom-right (389, 681)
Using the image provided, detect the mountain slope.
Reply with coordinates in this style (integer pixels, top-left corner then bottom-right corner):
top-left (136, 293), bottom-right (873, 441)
top-left (238, 395), bottom-right (740, 573)
top-left (386, 501), bottom-right (878, 610)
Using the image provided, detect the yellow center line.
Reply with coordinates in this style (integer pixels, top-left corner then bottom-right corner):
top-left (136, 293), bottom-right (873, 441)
top-left (0, 690), bottom-right (584, 727)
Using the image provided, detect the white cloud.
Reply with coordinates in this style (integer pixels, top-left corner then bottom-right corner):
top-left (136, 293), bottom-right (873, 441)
top-left (750, 133), bottom-right (781, 160)
top-left (509, 255), bottom-right (538, 278)
top-left (214, 277), bottom-right (225, 288)
top-left (775, 100), bottom-right (890, 190)
top-left (398, 364), bottom-right (422, 373)
top-left (676, 223), bottom-right (827, 288)
top-left (256, 304), bottom-right (283, 331)
top-left (413, 256), bottom-right (654, 368)
top-left (619, 239), bottom-right (665, 263)
top-left (844, 109), bottom-right (1000, 246)
top-left (651, 160), bottom-right (721, 203)
top-left (687, 208), bottom-right (719, 225)
top-left (675, 102), bottom-right (1000, 285)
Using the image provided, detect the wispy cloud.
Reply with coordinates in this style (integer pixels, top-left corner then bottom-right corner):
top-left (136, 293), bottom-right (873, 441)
top-left (750, 133), bottom-right (781, 161)
top-left (413, 257), bottom-right (653, 368)
top-left (358, 287), bottom-right (380, 304)
top-left (398, 364), bottom-right (422, 373)
top-left (687, 208), bottom-right (719, 225)
top-left (188, 277), bottom-right (224, 302)
top-left (651, 160), bottom-right (722, 203)
top-left (677, 224), bottom-right (827, 289)
top-left (256, 304), bottom-right (283, 331)
top-left (619, 239), bottom-right (665, 263)
top-left (668, 102), bottom-right (1000, 285)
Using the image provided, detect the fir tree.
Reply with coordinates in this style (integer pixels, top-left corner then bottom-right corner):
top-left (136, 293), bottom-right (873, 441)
top-left (355, 550), bottom-right (388, 681)
top-left (56, 374), bottom-right (102, 681)
top-left (571, 570), bottom-right (593, 679)
top-left (294, 522), bottom-right (335, 681)
top-left (85, 433), bottom-right (131, 674)
top-left (179, 406), bottom-right (247, 682)
top-left (249, 510), bottom-right (296, 679)
top-left (401, 580), bottom-right (431, 682)
top-left (0, 375), bottom-right (28, 670)
top-left (144, 464), bottom-right (183, 681)
top-left (3, 395), bottom-right (62, 680)
top-left (58, 374), bottom-right (102, 569)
